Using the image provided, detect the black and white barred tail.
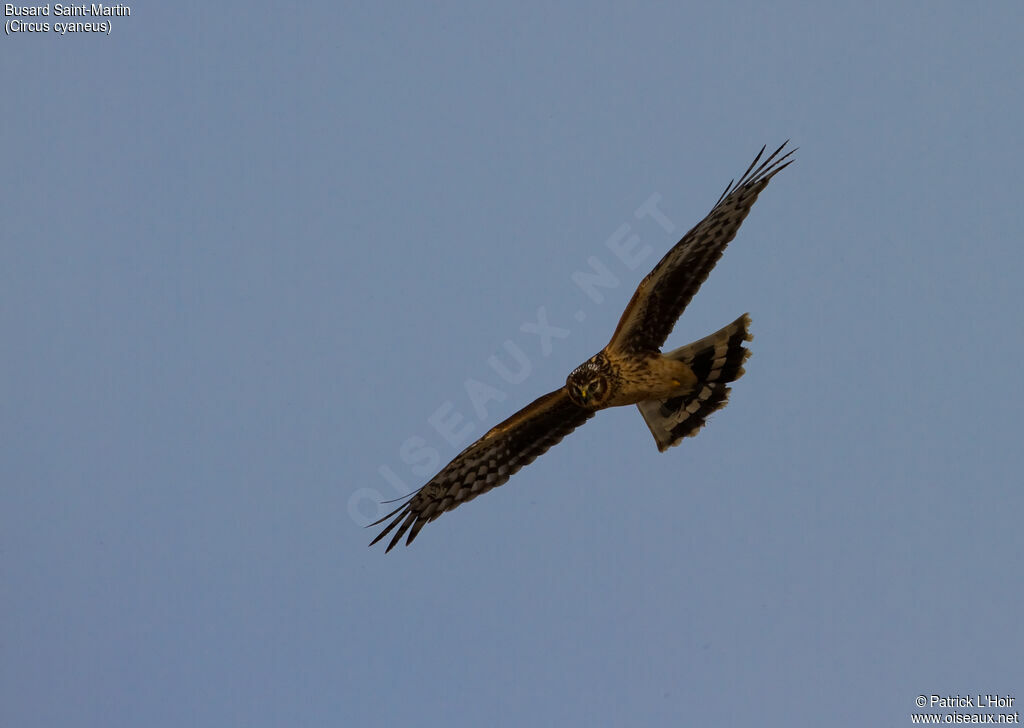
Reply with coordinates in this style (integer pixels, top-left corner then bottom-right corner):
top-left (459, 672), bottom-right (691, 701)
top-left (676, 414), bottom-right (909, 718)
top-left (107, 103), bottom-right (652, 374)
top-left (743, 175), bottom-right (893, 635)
top-left (636, 314), bottom-right (752, 452)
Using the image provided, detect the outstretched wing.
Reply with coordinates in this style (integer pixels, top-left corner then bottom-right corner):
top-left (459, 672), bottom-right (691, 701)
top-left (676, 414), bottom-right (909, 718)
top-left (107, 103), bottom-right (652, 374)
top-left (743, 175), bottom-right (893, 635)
top-left (369, 388), bottom-right (595, 552)
top-left (607, 142), bottom-right (794, 354)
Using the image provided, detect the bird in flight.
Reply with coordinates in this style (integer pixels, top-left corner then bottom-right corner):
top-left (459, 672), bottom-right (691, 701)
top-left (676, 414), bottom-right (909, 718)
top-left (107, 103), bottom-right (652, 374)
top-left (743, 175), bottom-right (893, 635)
top-left (370, 142), bottom-right (794, 551)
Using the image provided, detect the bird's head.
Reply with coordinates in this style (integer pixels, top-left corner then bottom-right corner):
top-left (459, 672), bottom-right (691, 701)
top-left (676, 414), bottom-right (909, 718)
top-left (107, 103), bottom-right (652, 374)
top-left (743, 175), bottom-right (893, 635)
top-left (566, 357), bottom-right (610, 408)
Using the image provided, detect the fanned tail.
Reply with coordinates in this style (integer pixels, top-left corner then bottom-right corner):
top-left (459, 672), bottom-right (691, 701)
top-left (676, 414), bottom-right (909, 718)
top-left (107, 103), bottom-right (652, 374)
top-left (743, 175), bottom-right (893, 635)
top-left (636, 314), bottom-right (752, 452)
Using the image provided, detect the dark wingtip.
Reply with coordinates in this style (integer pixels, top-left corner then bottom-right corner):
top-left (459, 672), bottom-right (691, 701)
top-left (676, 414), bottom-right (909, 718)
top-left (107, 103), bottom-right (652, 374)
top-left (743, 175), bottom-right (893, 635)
top-left (367, 497), bottom-right (416, 551)
top-left (368, 515), bottom-right (399, 548)
top-left (383, 511), bottom-right (417, 552)
top-left (713, 141), bottom-right (794, 208)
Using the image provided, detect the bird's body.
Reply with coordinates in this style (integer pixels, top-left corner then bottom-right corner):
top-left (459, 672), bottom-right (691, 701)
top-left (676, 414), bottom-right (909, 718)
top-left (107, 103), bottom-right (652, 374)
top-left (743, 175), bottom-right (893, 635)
top-left (566, 350), bottom-right (697, 409)
top-left (370, 142), bottom-right (794, 551)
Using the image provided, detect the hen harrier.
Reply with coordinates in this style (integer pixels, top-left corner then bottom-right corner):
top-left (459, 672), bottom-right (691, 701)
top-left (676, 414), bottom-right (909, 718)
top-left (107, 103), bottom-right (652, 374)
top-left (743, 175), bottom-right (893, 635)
top-left (371, 142), bottom-right (794, 551)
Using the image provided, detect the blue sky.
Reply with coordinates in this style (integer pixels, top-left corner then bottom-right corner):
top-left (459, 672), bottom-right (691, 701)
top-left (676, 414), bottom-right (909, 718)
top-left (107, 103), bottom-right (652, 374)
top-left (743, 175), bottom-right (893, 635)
top-left (3, 3), bottom-right (1023, 726)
